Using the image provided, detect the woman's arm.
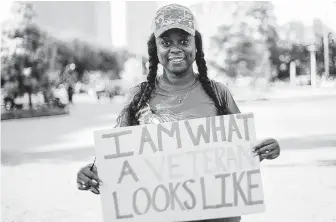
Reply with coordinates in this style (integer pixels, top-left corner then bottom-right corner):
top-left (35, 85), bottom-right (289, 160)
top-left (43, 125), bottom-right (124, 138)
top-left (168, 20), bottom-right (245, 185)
top-left (77, 84), bottom-right (142, 194)
top-left (211, 80), bottom-right (280, 161)
top-left (211, 80), bottom-right (240, 114)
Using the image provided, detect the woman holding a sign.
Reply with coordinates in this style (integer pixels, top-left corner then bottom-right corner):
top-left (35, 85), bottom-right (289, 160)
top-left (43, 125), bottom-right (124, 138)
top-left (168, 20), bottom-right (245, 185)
top-left (77, 4), bottom-right (280, 222)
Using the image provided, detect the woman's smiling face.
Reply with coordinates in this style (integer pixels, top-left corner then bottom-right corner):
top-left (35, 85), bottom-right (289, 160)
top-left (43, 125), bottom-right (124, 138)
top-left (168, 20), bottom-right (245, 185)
top-left (155, 28), bottom-right (196, 75)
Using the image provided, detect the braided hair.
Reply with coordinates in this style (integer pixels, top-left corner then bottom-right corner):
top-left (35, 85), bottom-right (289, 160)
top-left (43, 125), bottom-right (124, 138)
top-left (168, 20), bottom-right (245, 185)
top-left (116, 34), bottom-right (158, 126)
top-left (118, 31), bottom-right (229, 126)
top-left (194, 31), bottom-right (230, 115)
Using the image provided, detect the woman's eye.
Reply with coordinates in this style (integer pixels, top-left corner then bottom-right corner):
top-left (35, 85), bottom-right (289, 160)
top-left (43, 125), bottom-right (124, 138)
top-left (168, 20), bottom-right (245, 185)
top-left (181, 39), bottom-right (189, 45)
top-left (162, 41), bottom-right (170, 47)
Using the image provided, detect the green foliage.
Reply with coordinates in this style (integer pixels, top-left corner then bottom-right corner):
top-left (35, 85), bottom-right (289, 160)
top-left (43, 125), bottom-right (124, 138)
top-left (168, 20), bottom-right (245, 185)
top-left (209, 2), bottom-right (335, 82)
top-left (209, 2), bottom-right (274, 81)
top-left (274, 20), bottom-right (336, 80)
top-left (1, 2), bottom-right (43, 96)
top-left (1, 1), bottom-right (129, 101)
top-left (49, 38), bottom-right (129, 82)
top-left (315, 33), bottom-right (336, 76)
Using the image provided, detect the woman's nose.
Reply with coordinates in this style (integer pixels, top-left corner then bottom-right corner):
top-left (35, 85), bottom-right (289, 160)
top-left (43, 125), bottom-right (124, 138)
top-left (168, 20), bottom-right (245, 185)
top-left (170, 45), bottom-right (182, 53)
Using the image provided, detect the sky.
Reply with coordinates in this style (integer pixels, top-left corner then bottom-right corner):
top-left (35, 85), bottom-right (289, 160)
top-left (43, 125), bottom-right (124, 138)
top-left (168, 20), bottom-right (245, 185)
top-left (113, 1), bottom-right (336, 48)
top-left (273, 1), bottom-right (336, 27)
top-left (158, 0), bottom-right (336, 26)
top-left (1, 1), bottom-right (335, 25)
top-left (1, 0), bottom-right (335, 48)
top-left (0, 0), bottom-right (13, 22)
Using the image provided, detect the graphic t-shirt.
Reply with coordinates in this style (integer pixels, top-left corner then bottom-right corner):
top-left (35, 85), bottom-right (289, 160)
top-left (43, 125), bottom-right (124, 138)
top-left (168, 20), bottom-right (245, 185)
top-left (117, 74), bottom-right (240, 126)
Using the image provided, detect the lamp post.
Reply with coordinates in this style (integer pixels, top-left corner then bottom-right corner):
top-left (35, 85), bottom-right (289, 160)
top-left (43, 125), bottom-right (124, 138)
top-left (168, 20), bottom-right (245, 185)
top-left (23, 66), bottom-right (33, 109)
top-left (290, 61), bottom-right (296, 87)
top-left (307, 44), bottom-right (317, 88)
top-left (305, 11), bottom-right (318, 89)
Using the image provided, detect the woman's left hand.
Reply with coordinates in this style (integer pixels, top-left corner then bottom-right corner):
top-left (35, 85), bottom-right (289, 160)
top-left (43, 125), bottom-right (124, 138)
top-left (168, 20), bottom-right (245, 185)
top-left (252, 138), bottom-right (280, 161)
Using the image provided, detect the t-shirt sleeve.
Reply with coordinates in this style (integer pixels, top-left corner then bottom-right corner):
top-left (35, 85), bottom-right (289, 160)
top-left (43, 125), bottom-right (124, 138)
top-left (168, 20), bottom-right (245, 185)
top-left (212, 81), bottom-right (241, 114)
top-left (114, 84), bottom-right (142, 127)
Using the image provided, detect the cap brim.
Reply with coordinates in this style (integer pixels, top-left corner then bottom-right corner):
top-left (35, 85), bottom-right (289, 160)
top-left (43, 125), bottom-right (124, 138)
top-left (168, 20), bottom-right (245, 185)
top-left (154, 24), bottom-right (195, 38)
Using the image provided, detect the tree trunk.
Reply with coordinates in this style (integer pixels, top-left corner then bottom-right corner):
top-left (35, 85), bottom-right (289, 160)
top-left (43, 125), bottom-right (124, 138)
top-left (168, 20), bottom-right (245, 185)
top-left (43, 90), bottom-right (50, 108)
top-left (28, 91), bottom-right (33, 109)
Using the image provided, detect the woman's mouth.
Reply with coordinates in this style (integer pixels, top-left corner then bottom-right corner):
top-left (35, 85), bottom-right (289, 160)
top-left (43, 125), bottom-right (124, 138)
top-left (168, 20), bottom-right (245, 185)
top-left (169, 58), bottom-right (184, 63)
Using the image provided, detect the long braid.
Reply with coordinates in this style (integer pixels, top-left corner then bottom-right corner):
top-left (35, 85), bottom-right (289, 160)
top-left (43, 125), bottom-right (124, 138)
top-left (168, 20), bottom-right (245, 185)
top-left (195, 31), bottom-right (230, 115)
top-left (126, 34), bottom-right (159, 125)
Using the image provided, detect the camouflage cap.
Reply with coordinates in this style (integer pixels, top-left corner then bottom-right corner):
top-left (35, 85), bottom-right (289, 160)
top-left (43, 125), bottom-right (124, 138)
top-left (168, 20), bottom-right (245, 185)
top-left (152, 4), bottom-right (197, 37)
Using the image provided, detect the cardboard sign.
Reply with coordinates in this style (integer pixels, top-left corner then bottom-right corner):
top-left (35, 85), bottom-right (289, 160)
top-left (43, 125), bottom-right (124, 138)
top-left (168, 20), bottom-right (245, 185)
top-left (94, 113), bottom-right (265, 222)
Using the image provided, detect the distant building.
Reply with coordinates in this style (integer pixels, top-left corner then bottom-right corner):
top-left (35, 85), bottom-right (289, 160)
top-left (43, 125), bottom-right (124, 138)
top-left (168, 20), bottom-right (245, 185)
top-left (124, 1), bottom-right (157, 56)
top-left (30, 1), bottom-right (113, 48)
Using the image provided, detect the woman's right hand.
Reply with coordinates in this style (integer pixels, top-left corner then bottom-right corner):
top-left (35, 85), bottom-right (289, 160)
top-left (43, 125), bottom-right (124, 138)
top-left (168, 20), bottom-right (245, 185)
top-left (77, 163), bottom-right (102, 195)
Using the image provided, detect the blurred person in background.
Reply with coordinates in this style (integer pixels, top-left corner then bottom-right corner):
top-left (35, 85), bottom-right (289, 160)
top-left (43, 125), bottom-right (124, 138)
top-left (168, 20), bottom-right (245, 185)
top-left (76, 4), bottom-right (281, 222)
top-left (67, 83), bottom-right (74, 104)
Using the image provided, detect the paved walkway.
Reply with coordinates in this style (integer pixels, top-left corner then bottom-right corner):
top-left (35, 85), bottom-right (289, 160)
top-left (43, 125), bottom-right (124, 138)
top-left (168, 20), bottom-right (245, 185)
top-left (231, 85), bottom-right (336, 102)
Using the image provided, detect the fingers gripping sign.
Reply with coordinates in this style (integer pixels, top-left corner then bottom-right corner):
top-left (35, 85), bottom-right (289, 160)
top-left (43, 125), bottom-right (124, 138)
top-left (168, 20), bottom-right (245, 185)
top-left (252, 138), bottom-right (280, 161)
top-left (77, 161), bottom-right (103, 194)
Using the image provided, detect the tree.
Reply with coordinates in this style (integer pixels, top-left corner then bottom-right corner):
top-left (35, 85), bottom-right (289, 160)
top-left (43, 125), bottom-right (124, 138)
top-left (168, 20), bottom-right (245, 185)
top-left (209, 2), bottom-right (275, 86)
top-left (52, 38), bottom-right (127, 83)
top-left (1, 2), bottom-right (46, 109)
top-left (329, 33), bottom-right (336, 75)
top-left (274, 19), bottom-right (335, 81)
top-left (1, 1), bottom-right (130, 108)
top-left (315, 28), bottom-right (336, 77)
